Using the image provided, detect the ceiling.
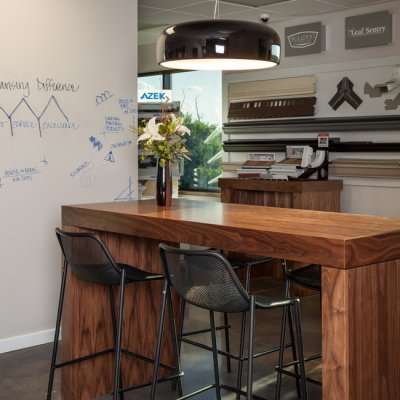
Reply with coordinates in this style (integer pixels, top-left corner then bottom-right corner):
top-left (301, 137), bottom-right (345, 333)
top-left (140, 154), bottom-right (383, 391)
top-left (138, 0), bottom-right (392, 45)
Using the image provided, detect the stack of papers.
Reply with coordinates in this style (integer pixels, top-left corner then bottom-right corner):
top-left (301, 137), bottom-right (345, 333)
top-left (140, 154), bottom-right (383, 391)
top-left (237, 153), bottom-right (276, 178)
top-left (270, 158), bottom-right (304, 179)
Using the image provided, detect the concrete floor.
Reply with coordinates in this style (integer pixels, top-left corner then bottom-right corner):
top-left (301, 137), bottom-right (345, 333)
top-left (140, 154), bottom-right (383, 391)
top-left (0, 278), bottom-right (321, 400)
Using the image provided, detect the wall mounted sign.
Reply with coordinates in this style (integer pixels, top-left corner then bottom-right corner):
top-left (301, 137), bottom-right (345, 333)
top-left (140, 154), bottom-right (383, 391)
top-left (137, 89), bottom-right (172, 103)
top-left (345, 11), bottom-right (392, 49)
top-left (285, 22), bottom-right (325, 57)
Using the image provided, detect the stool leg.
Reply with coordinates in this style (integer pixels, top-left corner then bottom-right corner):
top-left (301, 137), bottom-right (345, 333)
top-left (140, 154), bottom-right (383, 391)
top-left (276, 262), bottom-right (301, 400)
top-left (275, 304), bottom-right (287, 400)
top-left (292, 300), bottom-right (308, 400)
top-left (150, 280), bottom-right (169, 400)
top-left (109, 286), bottom-right (124, 400)
top-left (177, 298), bottom-right (186, 356)
top-left (47, 260), bottom-right (68, 400)
top-left (180, 299), bottom-right (232, 375)
top-left (210, 310), bottom-right (222, 400)
top-left (223, 312), bottom-right (232, 373)
top-left (166, 282), bottom-right (183, 397)
top-left (246, 296), bottom-right (256, 400)
top-left (287, 301), bottom-right (302, 397)
top-left (235, 307), bottom-right (247, 400)
top-left (113, 271), bottom-right (126, 400)
top-left (236, 263), bottom-right (252, 400)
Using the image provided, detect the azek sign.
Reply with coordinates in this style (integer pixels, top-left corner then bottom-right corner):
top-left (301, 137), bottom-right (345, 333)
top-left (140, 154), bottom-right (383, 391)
top-left (285, 22), bottom-right (325, 57)
top-left (138, 90), bottom-right (172, 103)
top-left (345, 11), bottom-right (392, 49)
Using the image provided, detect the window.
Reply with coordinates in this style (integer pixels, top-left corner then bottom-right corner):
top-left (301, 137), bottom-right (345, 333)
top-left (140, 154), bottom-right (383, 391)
top-left (138, 70), bottom-right (223, 191)
top-left (138, 73), bottom-right (164, 92)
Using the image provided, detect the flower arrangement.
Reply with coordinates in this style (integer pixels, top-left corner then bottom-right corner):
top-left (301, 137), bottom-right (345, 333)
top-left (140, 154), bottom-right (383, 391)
top-left (137, 113), bottom-right (191, 167)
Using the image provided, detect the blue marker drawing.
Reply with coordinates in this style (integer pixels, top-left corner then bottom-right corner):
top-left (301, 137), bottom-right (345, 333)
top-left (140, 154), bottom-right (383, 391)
top-left (119, 98), bottom-right (136, 114)
top-left (95, 91), bottom-right (113, 106)
top-left (114, 176), bottom-right (135, 201)
top-left (41, 156), bottom-right (48, 166)
top-left (110, 140), bottom-right (132, 149)
top-left (3, 167), bottom-right (40, 183)
top-left (89, 136), bottom-right (103, 151)
top-left (104, 151), bottom-right (115, 163)
top-left (104, 116), bottom-right (124, 133)
top-left (0, 95), bottom-right (69, 137)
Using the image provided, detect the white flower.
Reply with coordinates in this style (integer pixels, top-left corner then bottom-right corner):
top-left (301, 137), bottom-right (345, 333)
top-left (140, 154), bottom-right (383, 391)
top-left (135, 113), bottom-right (191, 164)
top-left (137, 117), bottom-right (165, 142)
top-left (175, 124), bottom-right (190, 135)
top-left (169, 114), bottom-right (191, 136)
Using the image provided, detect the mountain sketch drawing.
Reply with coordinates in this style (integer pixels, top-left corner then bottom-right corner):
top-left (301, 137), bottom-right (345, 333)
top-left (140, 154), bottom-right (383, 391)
top-left (0, 95), bottom-right (69, 137)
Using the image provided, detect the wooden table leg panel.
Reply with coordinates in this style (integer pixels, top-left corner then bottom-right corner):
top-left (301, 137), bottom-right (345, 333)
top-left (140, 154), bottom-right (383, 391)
top-left (322, 260), bottom-right (400, 400)
top-left (61, 226), bottom-right (177, 399)
top-left (61, 269), bottom-right (114, 399)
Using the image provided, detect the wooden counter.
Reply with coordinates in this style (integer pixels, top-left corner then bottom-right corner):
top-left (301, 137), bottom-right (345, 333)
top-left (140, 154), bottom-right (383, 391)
top-left (62, 199), bottom-right (400, 400)
top-left (218, 178), bottom-right (343, 286)
top-left (218, 178), bottom-right (343, 211)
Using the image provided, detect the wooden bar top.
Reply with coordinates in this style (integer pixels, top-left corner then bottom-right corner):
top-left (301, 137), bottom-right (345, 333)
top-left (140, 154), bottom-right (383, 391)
top-left (62, 199), bottom-right (400, 269)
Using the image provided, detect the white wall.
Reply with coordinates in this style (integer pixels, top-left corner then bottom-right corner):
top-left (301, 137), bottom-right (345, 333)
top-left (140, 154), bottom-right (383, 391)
top-left (223, 1), bottom-right (400, 217)
top-left (0, 0), bottom-right (138, 352)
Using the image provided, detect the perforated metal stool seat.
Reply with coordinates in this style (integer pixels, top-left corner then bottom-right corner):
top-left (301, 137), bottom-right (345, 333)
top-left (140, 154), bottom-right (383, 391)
top-left (276, 262), bottom-right (322, 399)
top-left (47, 229), bottom-right (181, 400)
top-left (115, 263), bottom-right (164, 282)
top-left (178, 252), bottom-right (273, 373)
top-left (286, 264), bottom-right (321, 291)
top-left (151, 245), bottom-right (309, 400)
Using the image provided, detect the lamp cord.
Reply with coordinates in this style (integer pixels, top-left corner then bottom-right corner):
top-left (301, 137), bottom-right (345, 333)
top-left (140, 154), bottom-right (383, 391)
top-left (213, 0), bottom-right (220, 19)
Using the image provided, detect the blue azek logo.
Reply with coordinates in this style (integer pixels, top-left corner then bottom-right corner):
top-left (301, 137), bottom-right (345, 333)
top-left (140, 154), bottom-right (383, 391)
top-left (140, 92), bottom-right (166, 100)
top-left (138, 89), bottom-right (172, 103)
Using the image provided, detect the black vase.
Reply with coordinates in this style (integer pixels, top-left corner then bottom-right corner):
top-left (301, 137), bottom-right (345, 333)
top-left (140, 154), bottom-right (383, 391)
top-left (156, 159), bottom-right (172, 207)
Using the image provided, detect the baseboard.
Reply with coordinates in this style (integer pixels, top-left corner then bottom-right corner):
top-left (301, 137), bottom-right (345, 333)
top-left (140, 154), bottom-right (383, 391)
top-left (0, 329), bottom-right (55, 354)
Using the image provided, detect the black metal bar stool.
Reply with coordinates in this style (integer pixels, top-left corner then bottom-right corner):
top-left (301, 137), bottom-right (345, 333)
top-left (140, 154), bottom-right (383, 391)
top-left (47, 228), bottom-right (182, 400)
top-left (151, 244), bottom-right (308, 400)
top-left (276, 260), bottom-right (322, 399)
top-left (178, 253), bottom-right (273, 374)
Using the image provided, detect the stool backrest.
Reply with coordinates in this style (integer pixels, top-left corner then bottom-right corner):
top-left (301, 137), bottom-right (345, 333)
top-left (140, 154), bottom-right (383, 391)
top-left (55, 228), bottom-right (122, 285)
top-left (159, 243), bottom-right (250, 313)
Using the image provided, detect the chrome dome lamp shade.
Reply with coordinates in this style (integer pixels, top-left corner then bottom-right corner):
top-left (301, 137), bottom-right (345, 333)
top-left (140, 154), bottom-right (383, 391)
top-left (156, 19), bottom-right (281, 71)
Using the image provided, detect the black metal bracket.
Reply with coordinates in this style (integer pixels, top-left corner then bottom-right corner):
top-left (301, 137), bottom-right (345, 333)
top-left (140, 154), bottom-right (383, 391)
top-left (385, 92), bottom-right (400, 110)
top-left (328, 77), bottom-right (362, 110)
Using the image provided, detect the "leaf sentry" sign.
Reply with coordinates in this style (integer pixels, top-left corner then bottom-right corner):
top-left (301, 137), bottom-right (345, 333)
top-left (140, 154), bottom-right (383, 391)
top-left (345, 11), bottom-right (392, 49)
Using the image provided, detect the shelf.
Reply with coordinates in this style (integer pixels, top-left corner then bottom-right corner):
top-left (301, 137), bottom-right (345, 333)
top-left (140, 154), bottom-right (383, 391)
top-left (223, 115), bottom-right (400, 134)
top-left (223, 139), bottom-right (400, 153)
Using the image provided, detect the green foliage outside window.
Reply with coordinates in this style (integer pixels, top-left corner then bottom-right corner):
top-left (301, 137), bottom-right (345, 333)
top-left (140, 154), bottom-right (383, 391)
top-left (179, 114), bottom-right (222, 190)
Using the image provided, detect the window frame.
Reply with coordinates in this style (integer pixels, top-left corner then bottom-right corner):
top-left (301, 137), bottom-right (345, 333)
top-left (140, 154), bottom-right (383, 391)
top-left (138, 70), bottom-right (222, 194)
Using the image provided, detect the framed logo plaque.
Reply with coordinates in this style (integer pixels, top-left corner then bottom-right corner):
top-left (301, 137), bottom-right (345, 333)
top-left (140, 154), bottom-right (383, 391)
top-left (285, 22), bottom-right (325, 57)
top-left (345, 11), bottom-right (392, 49)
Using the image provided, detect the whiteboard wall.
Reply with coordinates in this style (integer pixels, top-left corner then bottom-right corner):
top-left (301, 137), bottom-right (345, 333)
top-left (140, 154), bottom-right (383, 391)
top-left (0, 0), bottom-right (138, 350)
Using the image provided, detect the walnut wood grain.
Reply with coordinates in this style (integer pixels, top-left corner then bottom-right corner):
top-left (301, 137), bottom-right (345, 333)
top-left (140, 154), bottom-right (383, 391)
top-left (219, 178), bottom-right (342, 294)
top-left (219, 178), bottom-right (342, 212)
top-left (60, 199), bottom-right (400, 400)
top-left (62, 200), bottom-right (400, 269)
top-left (322, 260), bottom-right (400, 400)
top-left (60, 225), bottom-right (178, 399)
top-left (218, 178), bottom-right (343, 193)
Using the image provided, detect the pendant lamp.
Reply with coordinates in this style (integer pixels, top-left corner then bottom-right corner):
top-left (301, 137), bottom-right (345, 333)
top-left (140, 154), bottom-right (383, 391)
top-left (156, 9), bottom-right (281, 71)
